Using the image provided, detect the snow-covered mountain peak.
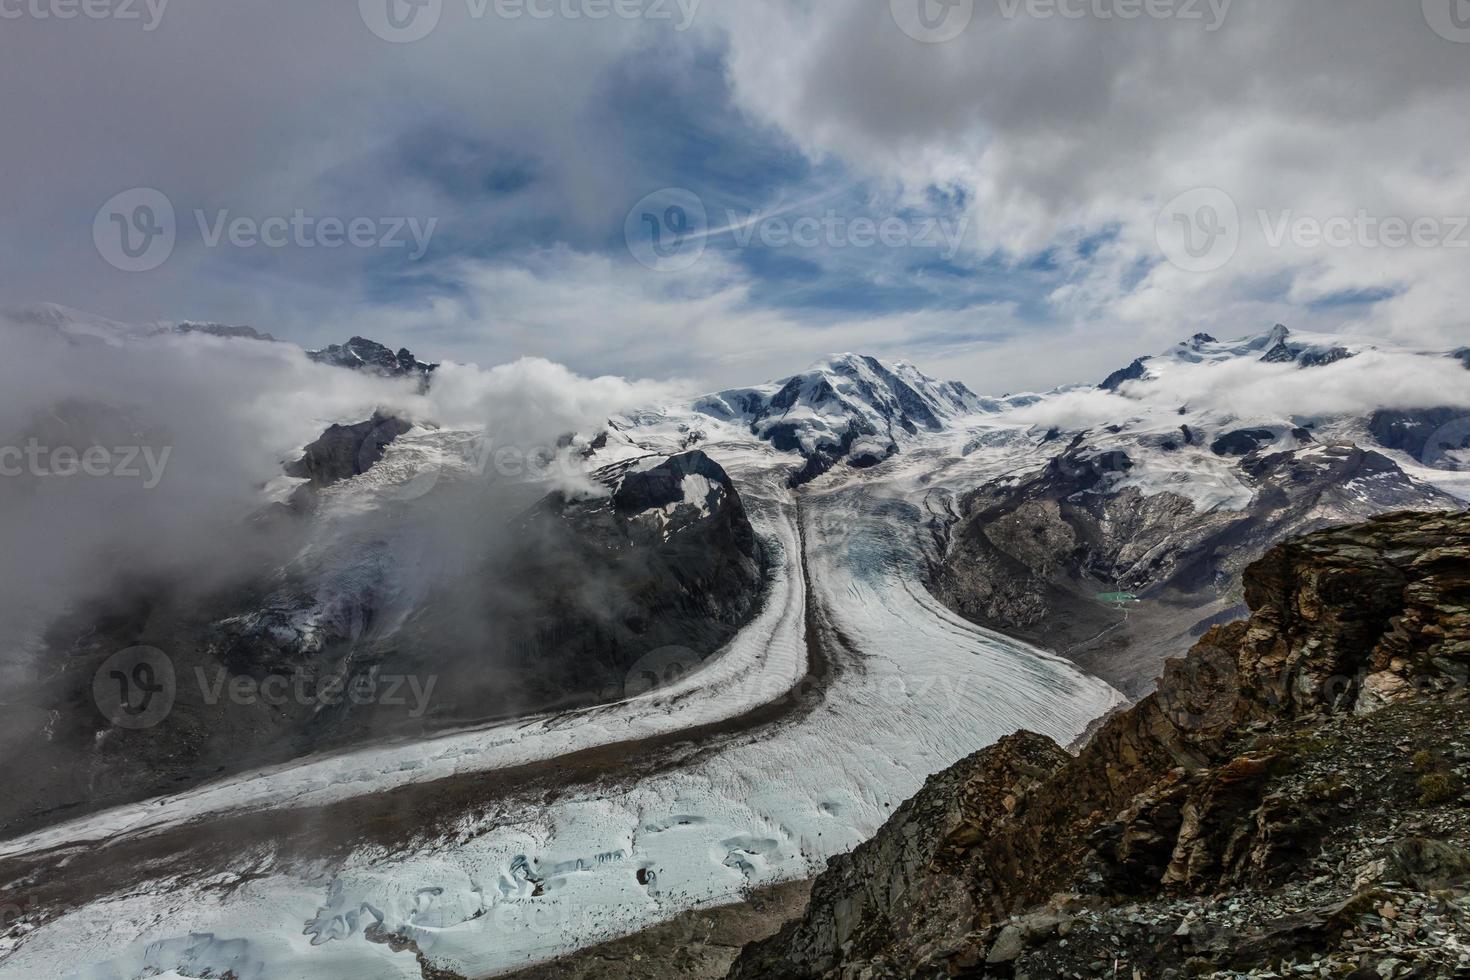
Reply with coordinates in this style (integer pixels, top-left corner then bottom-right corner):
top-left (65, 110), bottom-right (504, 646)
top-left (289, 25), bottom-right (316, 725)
top-left (3, 302), bottom-right (159, 346)
top-left (684, 352), bottom-right (997, 485)
top-left (3, 302), bottom-right (275, 348)
top-left (1101, 323), bottom-right (1381, 390)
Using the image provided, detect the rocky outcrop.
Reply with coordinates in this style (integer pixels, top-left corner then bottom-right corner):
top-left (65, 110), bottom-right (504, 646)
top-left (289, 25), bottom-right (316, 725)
top-left (284, 412), bottom-right (412, 488)
top-left (1370, 407), bottom-right (1469, 467)
top-left (4, 450), bottom-right (764, 837)
top-left (307, 336), bottom-right (438, 390)
top-left (1211, 428), bottom-right (1277, 456)
top-left (173, 322), bottom-right (277, 342)
top-left (732, 511), bottom-right (1470, 979)
top-left (693, 354), bottom-right (992, 487)
top-left (929, 439), bottom-right (1461, 696)
top-left (1100, 357), bottom-right (1150, 391)
top-left (453, 451), bottom-right (765, 711)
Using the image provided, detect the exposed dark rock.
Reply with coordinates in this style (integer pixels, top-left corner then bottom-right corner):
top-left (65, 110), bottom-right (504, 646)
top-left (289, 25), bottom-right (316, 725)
top-left (581, 430), bottom-right (610, 458)
top-left (173, 322), bottom-right (277, 342)
top-left (1258, 324), bottom-right (1295, 363)
top-left (308, 336), bottom-right (438, 391)
top-left (1211, 428), bottom-right (1277, 456)
top-left (1101, 357), bottom-right (1149, 391)
top-left (929, 441), bottom-right (1460, 698)
top-left (4, 450), bottom-right (765, 838)
top-left (1455, 348), bottom-right (1470, 370)
top-left (732, 512), bottom-right (1470, 980)
top-left (1261, 340), bottom-right (1297, 363)
top-left (696, 355), bottom-right (973, 485)
top-left (284, 412), bottom-right (412, 489)
top-left (1369, 407), bottom-right (1469, 466)
top-left (451, 450), bottom-right (764, 712)
top-left (1298, 345), bottom-right (1355, 368)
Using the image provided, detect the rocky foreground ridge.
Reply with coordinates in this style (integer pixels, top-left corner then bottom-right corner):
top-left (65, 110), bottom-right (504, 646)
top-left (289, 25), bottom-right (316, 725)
top-left (732, 510), bottom-right (1470, 979)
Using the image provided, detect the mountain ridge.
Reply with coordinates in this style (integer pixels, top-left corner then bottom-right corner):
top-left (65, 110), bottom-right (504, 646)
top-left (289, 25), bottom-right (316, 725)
top-left (731, 509), bottom-right (1470, 979)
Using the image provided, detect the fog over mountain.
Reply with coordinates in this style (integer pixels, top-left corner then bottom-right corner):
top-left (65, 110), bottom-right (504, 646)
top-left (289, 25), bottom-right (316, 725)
top-left (2, 3), bottom-right (1468, 978)
top-left (2, 2), bottom-right (1467, 392)
top-left (0, 305), bottom-right (680, 677)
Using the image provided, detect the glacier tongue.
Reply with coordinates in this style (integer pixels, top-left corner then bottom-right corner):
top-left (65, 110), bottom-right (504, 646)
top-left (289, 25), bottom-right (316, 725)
top-left (0, 437), bottom-right (1121, 980)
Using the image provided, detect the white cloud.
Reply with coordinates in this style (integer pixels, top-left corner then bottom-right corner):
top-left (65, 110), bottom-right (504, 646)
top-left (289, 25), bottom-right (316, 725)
top-left (709, 0), bottom-right (1470, 350)
top-left (1009, 349), bottom-right (1470, 431)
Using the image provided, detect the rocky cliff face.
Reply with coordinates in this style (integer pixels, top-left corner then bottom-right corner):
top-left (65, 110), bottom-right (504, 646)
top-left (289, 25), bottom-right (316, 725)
top-left (399, 450), bottom-right (766, 716)
top-left (691, 353), bottom-right (1006, 487)
top-left (929, 439), bottom-right (1461, 697)
top-left (733, 511), bottom-right (1470, 979)
top-left (307, 336), bottom-right (438, 390)
top-left (283, 411), bottom-right (413, 489)
top-left (2, 450), bottom-right (763, 837)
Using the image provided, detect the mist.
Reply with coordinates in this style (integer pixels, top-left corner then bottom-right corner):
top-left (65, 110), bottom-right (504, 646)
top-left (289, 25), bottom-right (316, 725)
top-left (0, 310), bottom-right (679, 680)
top-left (1006, 348), bottom-right (1470, 433)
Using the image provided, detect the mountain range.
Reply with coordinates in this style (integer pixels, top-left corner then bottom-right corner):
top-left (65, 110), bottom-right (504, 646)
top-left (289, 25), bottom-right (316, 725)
top-left (0, 305), bottom-right (1467, 978)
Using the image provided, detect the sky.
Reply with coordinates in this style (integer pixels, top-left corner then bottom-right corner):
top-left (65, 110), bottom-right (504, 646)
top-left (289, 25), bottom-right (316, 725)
top-left (2, 0), bottom-right (1468, 395)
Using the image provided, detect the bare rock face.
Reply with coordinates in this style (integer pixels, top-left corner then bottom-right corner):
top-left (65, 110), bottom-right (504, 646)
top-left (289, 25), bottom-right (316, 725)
top-left (732, 511), bottom-right (1470, 979)
top-left (1370, 407), bottom-right (1470, 469)
top-left (930, 438), bottom-right (1460, 697)
top-left (307, 336), bottom-right (438, 391)
top-left (284, 412), bottom-right (412, 489)
top-left (3, 450), bottom-right (764, 839)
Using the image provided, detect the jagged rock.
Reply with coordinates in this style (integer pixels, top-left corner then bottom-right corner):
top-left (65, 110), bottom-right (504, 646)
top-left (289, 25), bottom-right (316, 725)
top-left (693, 353), bottom-right (994, 487)
top-left (1368, 407), bottom-right (1466, 463)
top-left (173, 322), bottom-right (277, 342)
top-left (284, 412), bottom-right (412, 489)
top-left (1101, 357), bottom-right (1150, 391)
top-left (730, 733), bottom-right (1070, 979)
top-left (930, 437), bottom-right (1458, 697)
top-left (1299, 345), bottom-right (1354, 368)
top-left (1384, 837), bottom-right (1470, 892)
top-left (1211, 428), bottom-right (1278, 456)
top-left (307, 336), bottom-right (438, 391)
top-left (7, 450), bottom-right (765, 838)
top-left (731, 512), bottom-right (1470, 979)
